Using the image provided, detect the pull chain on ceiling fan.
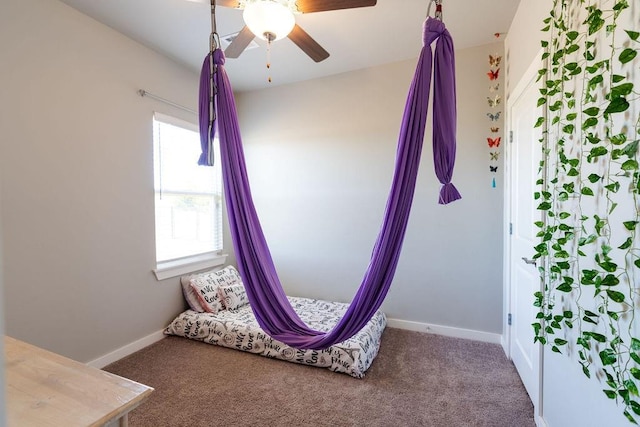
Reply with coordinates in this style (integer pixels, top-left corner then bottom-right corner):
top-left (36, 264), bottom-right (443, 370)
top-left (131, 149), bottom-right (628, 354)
top-left (218, 0), bottom-right (377, 63)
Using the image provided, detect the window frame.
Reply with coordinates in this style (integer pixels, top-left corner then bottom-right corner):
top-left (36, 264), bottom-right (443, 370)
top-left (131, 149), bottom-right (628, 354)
top-left (151, 112), bottom-right (226, 280)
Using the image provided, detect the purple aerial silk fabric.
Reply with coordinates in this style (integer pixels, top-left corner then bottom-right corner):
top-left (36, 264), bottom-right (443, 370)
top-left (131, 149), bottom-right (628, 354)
top-left (199, 18), bottom-right (460, 349)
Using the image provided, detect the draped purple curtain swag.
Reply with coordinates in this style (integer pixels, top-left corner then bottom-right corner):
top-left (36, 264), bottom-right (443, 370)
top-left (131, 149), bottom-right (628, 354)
top-left (198, 17), bottom-right (460, 350)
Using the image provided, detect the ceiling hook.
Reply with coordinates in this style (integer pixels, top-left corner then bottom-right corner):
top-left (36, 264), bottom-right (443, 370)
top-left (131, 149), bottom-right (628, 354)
top-left (426, 0), bottom-right (443, 21)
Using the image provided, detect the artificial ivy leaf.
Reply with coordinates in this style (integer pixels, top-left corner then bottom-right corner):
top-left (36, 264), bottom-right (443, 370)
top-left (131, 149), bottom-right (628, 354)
top-left (599, 348), bottom-right (618, 366)
top-left (633, 339), bottom-right (640, 352)
top-left (604, 97), bottom-right (630, 114)
top-left (565, 320), bottom-right (573, 329)
top-left (622, 160), bottom-right (639, 171)
top-left (631, 401), bottom-right (640, 416)
top-left (564, 62), bottom-right (579, 71)
top-left (619, 237), bottom-right (633, 250)
top-left (582, 363), bottom-right (591, 378)
top-left (557, 261), bottom-right (570, 270)
top-left (612, 83), bottom-right (634, 97)
top-left (562, 124), bottom-right (575, 134)
top-left (588, 174), bottom-right (601, 183)
top-left (566, 112), bottom-right (577, 121)
top-left (608, 311), bottom-right (619, 321)
top-left (605, 181), bottom-right (620, 193)
top-left (632, 368), bottom-right (640, 380)
top-left (566, 44), bottom-right (579, 55)
top-left (627, 380), bottom-right (640, 397)
top-left (599, 261), bottom-right (618, 272)
top-left (534, 117), bottom-right (544, 128)
top-left (583, 316), bottom-right (598, 325)
top-left (600, 348), bottom-right (617, 366)
top-left (620, 48), bottom-right (638, 64)
top-left (554, 338), bottom-right (568, 346)
top-left (567, 168), bottom-right (579, 177)
top-left (626, 30), bottom-right (640, 41)
top-left (589, 146), bottom-right (608, 158)
top-left (581, 187), bottom-right (594, 196)
top-left (537, 201), bottom-right (552, 210)
top-left (586, 134), bottom-right (601, 144)
top-left (557, 283), bottom-right (573, 292)
top-left (613, 74), bottom-right (625, 83)
top-left (582, 118), bottom-right (598, 129)
top-left (632, 352), bottom-right (640, 365)
top-left (566, 30), bottom-right (579, 41)
top-left (622, 140), bottom-right (639, 157)
top-left (624, 221), bottom-right (639, 230)
top-left (607, 289), bottom-right (626, 303)
top-left (609, 202), bottom-right (618, 215)
top-left (583, 107), bottom-right (600, 117)
top-left (623, 410), bottom-right (638, 424)
top-left (584, 310), bottom-right (598, 317)
top-left (558, 212), bottom-right (571, 220)
top-left (589, 332), bottom-right (606, 342)
top-left (602, 274), bottom-right (620, 287)
top-left (589, 74), bottom-right (604, 86)
top-left (604, 390), bottom-right (617, 399)
top-left (551, 345), bottom-right (561, 354)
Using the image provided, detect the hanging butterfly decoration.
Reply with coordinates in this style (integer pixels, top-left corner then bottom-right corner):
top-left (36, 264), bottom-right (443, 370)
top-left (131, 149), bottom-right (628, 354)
top-left (490, 151), bottom-right (500, 160)
top-left (489, 83), bottom-right (500, 92)
top-left (487, 137), bottom-right (501, 148)
top-left (490, 165), bottom-right (498, 172)
top-left (489, 54), bottom-right (502, 68)
top-left (487, 69), bottom-right (500, 80)
top-left (487, 112), bottom-right (501, 121)
top-left (490, 127), bottom-right (500, 133)
top-left (487, 95), bottom-right (501, 108)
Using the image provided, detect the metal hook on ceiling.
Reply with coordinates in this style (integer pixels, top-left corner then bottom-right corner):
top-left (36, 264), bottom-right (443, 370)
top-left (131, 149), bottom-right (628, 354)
top-left (426, 0), bottom-right (443, 21)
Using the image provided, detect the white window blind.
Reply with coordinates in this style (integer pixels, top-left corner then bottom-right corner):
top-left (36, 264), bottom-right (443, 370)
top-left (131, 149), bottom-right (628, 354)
top-left (153, 113), bottom-right (223, 264)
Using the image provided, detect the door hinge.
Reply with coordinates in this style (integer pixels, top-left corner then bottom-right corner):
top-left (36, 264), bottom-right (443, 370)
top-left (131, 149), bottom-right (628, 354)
top-left (509, 223), bottom-right (513, 235)
top-left (510, 130), bottom-right (513, 143)
top-left (508, 313), bottom-right (512, 326)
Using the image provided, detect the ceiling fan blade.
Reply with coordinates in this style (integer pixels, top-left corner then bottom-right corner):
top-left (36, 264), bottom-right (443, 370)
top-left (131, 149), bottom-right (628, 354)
top-left (216, 0), bottom-right (240, 8)
top-left (224, 26), bottom-right (255, 58)
top-left (288, 24), bottom-right (329, 63)
top-left (294, 0), bottom-right (376, 13)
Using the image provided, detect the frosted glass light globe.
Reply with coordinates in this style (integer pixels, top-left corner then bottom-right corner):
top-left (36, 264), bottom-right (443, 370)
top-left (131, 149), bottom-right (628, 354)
top-left (243, 1), bottom-right (295, 41)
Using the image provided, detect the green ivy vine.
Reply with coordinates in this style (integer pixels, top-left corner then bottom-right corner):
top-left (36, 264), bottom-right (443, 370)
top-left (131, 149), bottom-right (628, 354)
top-left (531, 0), bottom-right (640, 423)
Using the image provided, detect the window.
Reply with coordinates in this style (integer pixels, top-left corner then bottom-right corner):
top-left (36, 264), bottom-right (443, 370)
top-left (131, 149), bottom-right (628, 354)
top-left (152, 113), bottom-right (225, 279)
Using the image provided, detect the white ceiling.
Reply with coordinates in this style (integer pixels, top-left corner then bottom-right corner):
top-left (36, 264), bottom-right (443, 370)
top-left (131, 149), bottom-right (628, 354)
top-left (58, 0), bottom-right (520, 92)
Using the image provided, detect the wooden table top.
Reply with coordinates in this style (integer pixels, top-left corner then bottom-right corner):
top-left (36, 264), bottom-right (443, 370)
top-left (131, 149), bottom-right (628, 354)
top-left (5, 336), bottom-right (154, 427)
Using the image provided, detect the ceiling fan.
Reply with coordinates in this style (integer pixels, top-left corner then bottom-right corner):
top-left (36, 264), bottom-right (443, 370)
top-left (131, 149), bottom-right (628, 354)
top-left (216, 0), bottom-right (377, 62)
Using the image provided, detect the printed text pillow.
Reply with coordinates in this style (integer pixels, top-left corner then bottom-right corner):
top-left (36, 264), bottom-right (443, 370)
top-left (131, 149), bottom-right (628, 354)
top-left (218, 283), bottom-right (249, 311)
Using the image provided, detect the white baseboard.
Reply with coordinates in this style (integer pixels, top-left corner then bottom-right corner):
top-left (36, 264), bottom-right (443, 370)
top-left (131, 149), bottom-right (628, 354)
top-left (386, 318), bottom-right (502, 344)
top-left (535, 414), bottom-right (549, 427)
top-left (501, 334), bottom-right (510, 357)
top-left (87, 329), bottom-right (166, 369)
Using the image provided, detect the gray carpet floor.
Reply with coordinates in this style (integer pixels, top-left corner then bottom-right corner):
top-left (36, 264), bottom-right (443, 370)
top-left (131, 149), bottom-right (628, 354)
top-left (104, 328), bottom-right (535, 427)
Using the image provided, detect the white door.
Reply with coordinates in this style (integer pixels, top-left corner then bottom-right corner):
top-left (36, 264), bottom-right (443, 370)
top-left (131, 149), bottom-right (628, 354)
top-left (507, 57), bottom-right (544, 411)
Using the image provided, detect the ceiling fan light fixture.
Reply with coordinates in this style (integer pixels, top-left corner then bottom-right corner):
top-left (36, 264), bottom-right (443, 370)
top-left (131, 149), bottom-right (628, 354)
top-left (243, 1), bottom-right (296, 42)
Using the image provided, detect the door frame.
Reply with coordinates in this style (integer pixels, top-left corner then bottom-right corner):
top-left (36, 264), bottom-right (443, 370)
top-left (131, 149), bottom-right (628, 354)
top-left (503, 50), bottom-right (546, 421)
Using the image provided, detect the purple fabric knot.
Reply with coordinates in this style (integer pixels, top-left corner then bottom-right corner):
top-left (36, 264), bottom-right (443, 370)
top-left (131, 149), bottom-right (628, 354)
top-left (439, 182), bottom-right (462, 205)
top-left (423, 17), bottom-right (445, 45)
top-left (214, 48), bottom-right (226, 66)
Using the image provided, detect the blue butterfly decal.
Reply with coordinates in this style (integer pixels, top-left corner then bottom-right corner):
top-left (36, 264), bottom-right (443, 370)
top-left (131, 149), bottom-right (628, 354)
top-left (487, 112), bottom-right (501, 121)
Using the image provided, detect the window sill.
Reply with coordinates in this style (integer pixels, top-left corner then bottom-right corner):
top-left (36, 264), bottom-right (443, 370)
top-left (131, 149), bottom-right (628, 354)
top-left (153, 252), bottom-right (228, 281)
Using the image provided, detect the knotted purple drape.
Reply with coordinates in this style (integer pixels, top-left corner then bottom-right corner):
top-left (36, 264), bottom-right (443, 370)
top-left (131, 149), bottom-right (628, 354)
top-left (199, 17), bottom-right (460, 350)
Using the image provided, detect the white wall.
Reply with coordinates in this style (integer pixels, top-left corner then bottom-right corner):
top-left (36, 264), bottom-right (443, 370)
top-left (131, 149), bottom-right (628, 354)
top-left (507, 1), bottom-right (631, 426)
top-left (0, 0), bottom-right (229, 363)
top-left (235, 41), bottom-right (505, 334)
